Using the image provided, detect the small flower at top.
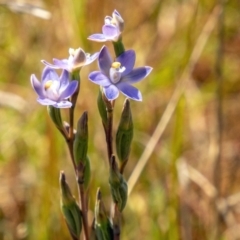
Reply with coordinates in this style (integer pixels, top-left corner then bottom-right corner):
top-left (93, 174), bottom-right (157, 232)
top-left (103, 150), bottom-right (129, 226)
top-left (88, 10), bottom-right (124, 42)
top-left (30, 67), bottom-right (78, 108)
top-left (42, 48), bottom-right (99, 72)
top-left (88, 46), bottom-right (152, 101)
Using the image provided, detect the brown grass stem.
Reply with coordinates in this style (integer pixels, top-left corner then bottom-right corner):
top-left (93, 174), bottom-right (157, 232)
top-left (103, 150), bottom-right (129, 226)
top-left (212, 1), bottom-right (225, 239)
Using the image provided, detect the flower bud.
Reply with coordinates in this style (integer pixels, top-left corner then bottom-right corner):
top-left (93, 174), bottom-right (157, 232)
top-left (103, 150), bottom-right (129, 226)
top-left (94, 188), bottom-right (113, 240)
top-left (73, 112), bottom-right (88, 167)
top-left (60, 171), bottom-right (82, 239)
top-left (116, 99), bottom-right (133, 170)
top-left (97, 89), bottom-right (108, 129)
top-left (109, 156), bottom-right (128, 212)
top-left (47, 105), bottom-right (64, 130)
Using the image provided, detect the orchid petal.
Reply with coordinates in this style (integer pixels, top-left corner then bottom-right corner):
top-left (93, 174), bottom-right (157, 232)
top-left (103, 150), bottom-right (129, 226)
top-left (113, 10), bottom-right (124, 31)
top-left (102, 24), bottom-right (119, 39)
top-left (117, 50), bottom-right (136, 76)
top-left (37, 98), bottom-right (57, 105)
top-left (72, 48), bottom-right (86, 67)
top-left (54, 101), bottom-right (72, 108)
top-left (85, 52), bottom-right (99, 65)
top-left (59, 69), bottom-right (70, 88)
top-left (117, 83), bottom-right (142, 101)
top-left (98, 46), bottom-right (112, 76)
top-left (121, 67), bottom-right (152, 83)
top-left (88, 71), bottom-right (111, 87)
top-left (52, 59), bottom-right (69, 70)
top-left (103, 85), bottom-right (119, 100)
top-left (41, 67), bottom-right (59, 83)
top-left (60, 80), bottom-right (78, 99)
top-left (30, 74), bottom-right (45, 98)
top-left (88, 34), bottom-right (107, 42)
top-left (41, 60), bottom-right (60, 69)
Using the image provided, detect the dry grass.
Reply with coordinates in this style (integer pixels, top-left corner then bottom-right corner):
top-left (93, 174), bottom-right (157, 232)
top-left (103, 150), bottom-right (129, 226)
top-left (1, 0), bottom-right (240, 239)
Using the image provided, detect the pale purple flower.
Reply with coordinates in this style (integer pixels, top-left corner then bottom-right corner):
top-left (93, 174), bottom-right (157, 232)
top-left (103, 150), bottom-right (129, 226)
top-left (42, 48), bottom-right (99, 72)
top-left (88, 10), bottom-right (124, 42)
top-left (30, 67), bottom-right (78, 108)
top-left (88, 46), bottom-right (152, 101)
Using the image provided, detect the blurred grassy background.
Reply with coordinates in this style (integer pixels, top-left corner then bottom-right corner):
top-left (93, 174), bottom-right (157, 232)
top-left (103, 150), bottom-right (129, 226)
top-left (0, 0), bottom-right (240, 239)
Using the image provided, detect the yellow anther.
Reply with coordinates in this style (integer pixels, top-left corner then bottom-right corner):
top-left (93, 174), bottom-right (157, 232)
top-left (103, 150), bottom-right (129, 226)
top-left (69, 48), bottom-right (76, 56)
top-left (44, 80), bottom-right (53, 90)
top-left (111, 62), bottom-right (121, 69)
top-left (110, 18), bottom-right (117, 26)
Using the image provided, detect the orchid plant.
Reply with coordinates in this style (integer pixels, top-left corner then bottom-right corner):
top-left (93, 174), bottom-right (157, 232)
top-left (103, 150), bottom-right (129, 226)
top-left (31, 9), bottom-right (152, 240)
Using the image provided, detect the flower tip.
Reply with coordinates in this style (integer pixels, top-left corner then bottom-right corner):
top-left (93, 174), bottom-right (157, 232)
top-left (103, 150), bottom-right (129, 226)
top-left (87, 34), bottom-right (107, 42)
top-left (146, 66), bottom-right (153, 76)
top-left (60, 171), bottom-right (65, 182)
top-left (113, 9), bottom-right (119, 15)
top-left (101, 45), bottom-right (107, 51)
top-left (135, 92), bottom-right (143, 101)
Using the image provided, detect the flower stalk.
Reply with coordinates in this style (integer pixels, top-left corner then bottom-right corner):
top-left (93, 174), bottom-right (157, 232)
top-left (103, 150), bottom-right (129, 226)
top-left (112, 39), bottom-right (125, 57)
top-left (30, 8), bottom-right (152, 240)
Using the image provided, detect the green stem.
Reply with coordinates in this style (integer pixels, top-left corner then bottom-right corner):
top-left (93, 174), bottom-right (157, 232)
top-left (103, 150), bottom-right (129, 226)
top-left (68, 70), bottom-right (90, 240)
top-left (67, 70), bottom-right (81, 171)
top-left (112, 38), bottom-right (125, 57)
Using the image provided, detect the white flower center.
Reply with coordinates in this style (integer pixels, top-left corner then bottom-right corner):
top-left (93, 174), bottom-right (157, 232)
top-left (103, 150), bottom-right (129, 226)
top-left (109, 62), bottom-right (125, 84)
top-left (44, 80), bottom-right (60, 100)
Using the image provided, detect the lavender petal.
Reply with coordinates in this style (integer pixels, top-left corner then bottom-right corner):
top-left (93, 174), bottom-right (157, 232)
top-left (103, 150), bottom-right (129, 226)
top-left (88, 71), bottom-right (111, 87)
top-left (30, 74), bottom-right (45, 98)
top-left (88, 34), bottom-right (107, 42)
top-left (52, 59), bottom-right (69, 70)
top-left (59, 70), bottom-right (70, 88)
top-left (117, 83), bottom-right (142, 101)
top-left (117, 50), bottom-right (136, 76)
top-left (41, 60), bottom-right (60, 69)
top-left (41, 67), bottom-right (59, 83)
top-left (37, 98), bottom-right (57, 105)
top-left (121, 67), bottom-right (152, 83)
top-left (60, 80), bottom-right (78, 99)
top-left (98, 46), bottom-right (112, 76)
top-left (72, 48), bottom-right (86, 68)
top-left (54, 101), bottom-right (72, 108)
top-left (85, 52), bottom-right (99, 65)
top-left (103, 84), bottom-right (119, 100)
top-left (102, 24), bottom-right (119, 39)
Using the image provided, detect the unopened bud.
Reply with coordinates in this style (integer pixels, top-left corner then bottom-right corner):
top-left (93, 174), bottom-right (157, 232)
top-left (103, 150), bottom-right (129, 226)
top-left (94, 188), bottom-right (113, 240)
top-left (60, 171), bottom-right (82, 239)
top-left (73, 111), bottom-right (88, 166)
top-left (109, 156), bottom-right (128, 212)
top-left (116, 99), bottom-right (133, 170)
top-left (97, 89), bottom-right (108, 129)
